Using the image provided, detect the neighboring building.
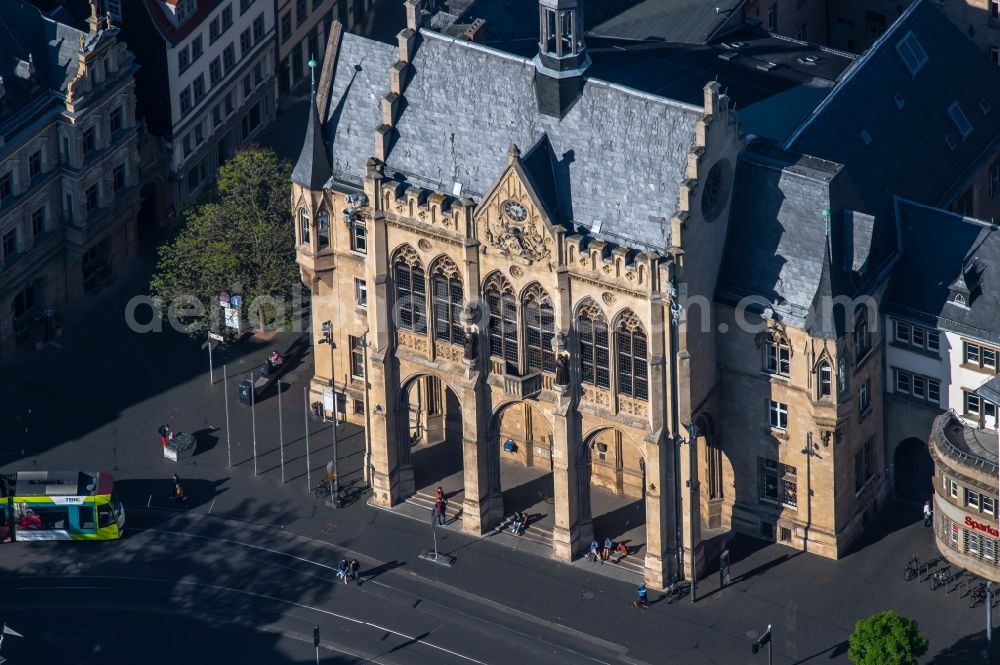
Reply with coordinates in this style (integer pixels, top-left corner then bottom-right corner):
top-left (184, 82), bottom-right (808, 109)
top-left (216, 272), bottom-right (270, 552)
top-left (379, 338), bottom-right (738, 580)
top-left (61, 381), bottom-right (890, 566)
top-left (786, 0), bottom-right (1000, 226)
top-left (930, 409), bottom-right (999, 581)
top-left (275, 0), bottom-right (373, 97)
top-left (745, 0), bottom-right (828, 41)
top-left (0, 2), bottom-right (141, 360)
top-left (290, 0), bottom-right (1000, 587)
top-left (117, 0), bottom-right (277, 210)
top-left (884, 200), bottom-right (999, 503)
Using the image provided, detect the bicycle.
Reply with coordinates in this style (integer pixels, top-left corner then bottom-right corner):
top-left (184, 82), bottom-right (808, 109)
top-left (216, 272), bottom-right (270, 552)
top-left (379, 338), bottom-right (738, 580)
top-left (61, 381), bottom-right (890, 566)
top-left (930, 568), bottom-right (950, 590)
top-left (968, 582), bottom-right (989, 608)
top-left (312, 481), bottom-right (333, 498)
top-left (904, 554), bottom-right (920, 581)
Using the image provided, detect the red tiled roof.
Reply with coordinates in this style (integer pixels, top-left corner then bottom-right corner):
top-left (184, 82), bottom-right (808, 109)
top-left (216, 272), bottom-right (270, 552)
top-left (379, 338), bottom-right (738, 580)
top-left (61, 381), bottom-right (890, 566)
top-left (144, 0), bottom-right (224, 46)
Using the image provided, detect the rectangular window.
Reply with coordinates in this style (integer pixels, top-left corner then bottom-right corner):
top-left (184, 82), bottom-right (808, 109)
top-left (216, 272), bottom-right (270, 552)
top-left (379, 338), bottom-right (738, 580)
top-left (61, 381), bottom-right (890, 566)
top-left (110, 105), bottom-right (124, 133)
top-left (896, 32), bottom-right (928, 77)
top-left (987, 537), bottom-right (997, 562)
top-left (243, 75), bottom-right (252, 98)
top-left (254, 61), bottom-right (263, 86)
top-left (765, 338), bottom-right (790, 376)
top-left (183, 133), bottom-right (192, 158)
top-left (984, 496), bottom-right (996, 515)
top-left (950, 479), bottom-right (959, 499)
top-left (212, 104), bottom-right (223, 127)
top-left (948, 102), bottom-right (974, 139)
top-left (210, 57), bottom-right (222, 85)
top-left (180, 88), bottom-right (192, 115)
top-left (195, 122), bottom-right (205, 145)
top-left (968, 489), bottom-right (981, 510)
top-left (355, 278), bottom-right (368, 308)
top-left (28, 150), bottom-right (42, 178)
top-left (966, 391), bottom-right (982, 416)
top-left (895, 320), bottom-right (910, 344)
top-left (84, 127), bottom-right (96, 154)
top-left (222, 4), bottom-right (233, 31)
top-left (191, 34), bottom-right (203, 61)
top-left (0, 172), bottom-right (10, 202)
top-left (113, 164), bottom-right (125, 192)
top-left (241, 28), bottom-right (253, 57)
top-left (984, 347), bottom-right (997, 369)
top-left (297, 0), bottom-right (308, 26)
top-left (912, 374), bottom-right (926, 400)
top-left (281, 12), bottom-right (292, 42)
top-left (209, 17), bottom-right (221, 43)
top-left (223, 43), bottom-right (236, 73)
top-left (225, 92), bottom-right (235, 116)
top-left (768, 400), bottom-right (788, 431)
top-left (2, 230), bottom-right (15, 259)
top-left (241, 0), bottom-right (255, 13)
top-left (969, 531), bottom-right (982, 556)
top-left (253, 13), bottom-right (265, 43)
top-left (759, 458), bottom-right (797, 508)
top-left (86, 184), bottom-right (99, 212)
top-left (351, 222), bottom-right (367, 253)
top-left (896, 370), bottom-right (911, 394)
top-left (193, 74), bottom-right (206, 102)
top-left (178, 45), bottom-right (190, 72)
top-left (349, 335), bottom-right (364, 379)
top-left (928, 379), bottom-right (941, 405)
top-left (31, 207), bottom-right (44, 237)
top-left (859, 378), bottom-right (871, 413)
top-left (927, 330), bottom-right (940, 351)
top-left (912, 326), bottom-right (925, 349)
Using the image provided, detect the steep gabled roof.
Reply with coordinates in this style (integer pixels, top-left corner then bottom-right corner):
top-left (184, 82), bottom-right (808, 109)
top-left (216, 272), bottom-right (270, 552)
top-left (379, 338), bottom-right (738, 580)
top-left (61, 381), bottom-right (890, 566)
top-left (786, 0), bottom-right (1000, 218)
top-left (292, 90), bottom-right (331, 191)
top-left (381, 30), bottom-right (701, 248)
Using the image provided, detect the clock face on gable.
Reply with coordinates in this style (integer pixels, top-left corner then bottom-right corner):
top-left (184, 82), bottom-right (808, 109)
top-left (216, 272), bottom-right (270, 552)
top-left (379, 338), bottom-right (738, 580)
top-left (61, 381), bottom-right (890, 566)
top-left (501, 199), bottom-right (528, 222)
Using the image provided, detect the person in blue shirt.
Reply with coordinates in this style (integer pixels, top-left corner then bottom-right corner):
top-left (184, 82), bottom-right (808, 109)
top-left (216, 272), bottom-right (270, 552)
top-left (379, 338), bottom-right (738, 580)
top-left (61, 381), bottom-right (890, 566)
top-left (601, 537), bottom-right (613, 563)
top-left (588, 539), bottom-right (600, 562)
top-left (636, 583), bottom-right (649, 608)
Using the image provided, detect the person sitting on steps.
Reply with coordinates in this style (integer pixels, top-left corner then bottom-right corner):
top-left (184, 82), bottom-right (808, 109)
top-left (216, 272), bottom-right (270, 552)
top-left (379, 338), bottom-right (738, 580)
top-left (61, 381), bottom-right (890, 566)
top-left (588, 539), bottom-right (600, 562)
top-left (511, 511), bottom-right (528, 536)
top-left (615, 541), bottom-right (629, 562)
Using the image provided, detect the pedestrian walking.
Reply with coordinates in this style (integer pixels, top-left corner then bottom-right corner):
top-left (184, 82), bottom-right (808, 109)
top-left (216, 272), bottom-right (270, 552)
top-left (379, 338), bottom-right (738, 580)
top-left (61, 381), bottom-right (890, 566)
top-left (171, 480), bottom-right (189, 507)
top-left (435, 486), bottom-right (445, 503)
top-left (337, 558), bottom-right (349, 583)
top-left (635, 583), bottom-right (649, 609)
top-left (434, 497), bottom-right (447, 526)
top-left (348, 559), bottom-right (360, 584)
top-left (159, 424), bottom-right (171, 447)
top-left (923, 500), bottom-right (933, 527)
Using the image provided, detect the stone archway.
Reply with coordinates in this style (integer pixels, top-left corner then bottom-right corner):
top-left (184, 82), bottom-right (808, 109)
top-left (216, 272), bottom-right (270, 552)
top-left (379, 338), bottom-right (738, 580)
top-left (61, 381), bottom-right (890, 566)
top-left (894, 437), bottom-right (934, 501)
top-left (494, 401), bottom-right (555, 529)
top-left (579, 427), bottom-right (646, 563)
top-left (398, 373), bottom-right (464, 514)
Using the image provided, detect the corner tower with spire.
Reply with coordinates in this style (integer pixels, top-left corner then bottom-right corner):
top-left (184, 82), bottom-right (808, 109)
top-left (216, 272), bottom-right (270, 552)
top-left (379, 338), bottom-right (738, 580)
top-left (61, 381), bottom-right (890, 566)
top-left (533, 0), bottom-right (591, 119)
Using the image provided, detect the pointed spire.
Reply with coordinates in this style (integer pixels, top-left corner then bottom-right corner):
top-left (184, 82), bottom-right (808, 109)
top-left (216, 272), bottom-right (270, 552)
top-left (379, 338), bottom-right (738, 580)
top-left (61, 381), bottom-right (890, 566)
top-left (292, 57), bottom-right (331, 191)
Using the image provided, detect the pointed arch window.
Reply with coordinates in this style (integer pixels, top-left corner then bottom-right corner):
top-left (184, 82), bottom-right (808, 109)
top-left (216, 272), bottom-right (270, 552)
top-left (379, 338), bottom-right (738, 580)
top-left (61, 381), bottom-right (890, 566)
top-left (393, 246), bottom-right (426, 333)
top-left (577, 301), bottom-right (610, 389)
top-left (485, 274), bottom-right (517, 374)
top-left (616, 311), bottom-right (648, 400)
top-left (316, 208), bottom-right (330, 249)
top-left (523, 284), bottom-right (555, 374)
top-left (298, 207), bottom-right (310, 245)
top-left (432, 258), bottom-right (463, 345)
top-left (817, 361), bottom-right (832, 398)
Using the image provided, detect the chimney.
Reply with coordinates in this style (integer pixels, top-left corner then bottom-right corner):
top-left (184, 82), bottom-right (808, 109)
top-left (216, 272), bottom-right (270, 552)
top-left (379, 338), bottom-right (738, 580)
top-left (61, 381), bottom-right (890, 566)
top-left (533, 0), bottom-right (590, 119)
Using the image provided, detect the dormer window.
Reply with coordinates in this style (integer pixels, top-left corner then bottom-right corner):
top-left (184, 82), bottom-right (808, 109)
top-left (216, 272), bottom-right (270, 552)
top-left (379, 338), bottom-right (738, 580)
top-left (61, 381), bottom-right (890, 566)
top-left (954, 293), bottom-right (967, 306)
top-left (298, 208), bottom-right (310, 245)
top-left (818, 361), bottom-right (832, 398)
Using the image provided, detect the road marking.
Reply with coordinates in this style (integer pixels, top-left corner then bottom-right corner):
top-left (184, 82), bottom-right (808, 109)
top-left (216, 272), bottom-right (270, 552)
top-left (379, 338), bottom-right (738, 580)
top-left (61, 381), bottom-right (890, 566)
top-left (208, 499), bottom-right (216, 513)
top-left (147, 495), bottom-right (152, 508)
top-left (4, 575), bottom-right (485, 664)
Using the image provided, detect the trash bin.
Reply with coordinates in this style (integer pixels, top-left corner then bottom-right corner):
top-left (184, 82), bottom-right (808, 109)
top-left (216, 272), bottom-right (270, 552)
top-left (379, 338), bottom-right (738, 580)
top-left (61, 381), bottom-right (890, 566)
top-left (239, 379), bottom-right (254, 405)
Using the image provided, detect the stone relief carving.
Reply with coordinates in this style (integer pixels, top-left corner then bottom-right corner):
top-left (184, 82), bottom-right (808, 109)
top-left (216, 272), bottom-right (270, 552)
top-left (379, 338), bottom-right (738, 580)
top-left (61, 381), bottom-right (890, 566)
top-left (417, 239), bottom-right (432, 252)
top-left (485, 204), bottom-right (551, 263)
top-left (509, 265), bottom-right (524, 278)
top-left (601, 292), bottom-right (616, 306)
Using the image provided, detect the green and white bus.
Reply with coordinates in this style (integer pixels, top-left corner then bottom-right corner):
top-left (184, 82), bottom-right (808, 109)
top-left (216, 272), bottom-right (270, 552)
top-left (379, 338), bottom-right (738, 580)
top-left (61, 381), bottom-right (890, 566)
top-left (0, 471), bottom-right (125, 542)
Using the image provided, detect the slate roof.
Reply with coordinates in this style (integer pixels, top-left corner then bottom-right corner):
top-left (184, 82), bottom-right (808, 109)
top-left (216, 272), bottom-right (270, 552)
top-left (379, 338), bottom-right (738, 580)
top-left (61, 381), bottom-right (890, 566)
top-left (384, 30), bottom-right (701, 248)
top-left (716, 143), bottom-right (842, 328)
top-left (786, 0), bottom-right (1000, 219)
top-left (292, 90), bottom-right (332, 191)
top-left (886, 199), bottom-right (1000, 346)
top-left (975, 375), bottom-right (1000, 408)
top-left (587, 0), bottom-right (745, 44)
top-left (322, 32), bottom-right (397, 188)
top-left (0, 2), bottom-right (90, 136)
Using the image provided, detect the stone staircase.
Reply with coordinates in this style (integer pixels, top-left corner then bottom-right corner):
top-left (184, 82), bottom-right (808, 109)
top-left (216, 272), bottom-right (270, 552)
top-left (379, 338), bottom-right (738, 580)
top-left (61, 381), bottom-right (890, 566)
top-left (404, 490), bottom-right (645, 577)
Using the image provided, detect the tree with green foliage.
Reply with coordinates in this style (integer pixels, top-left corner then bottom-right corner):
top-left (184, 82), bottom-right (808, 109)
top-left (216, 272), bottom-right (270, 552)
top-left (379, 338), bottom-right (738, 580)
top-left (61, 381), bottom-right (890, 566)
top-left (848, 610), bottom-right (928, 665)
top-left (150, 148), bottom-right (297, 335)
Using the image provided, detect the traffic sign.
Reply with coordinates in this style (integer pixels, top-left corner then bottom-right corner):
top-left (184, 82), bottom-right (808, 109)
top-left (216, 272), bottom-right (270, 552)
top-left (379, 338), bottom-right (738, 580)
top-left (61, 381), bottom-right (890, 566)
top-left (230, 295), bottom-right (243, 307)
top-left (208, 332), bottom-right (224, 342)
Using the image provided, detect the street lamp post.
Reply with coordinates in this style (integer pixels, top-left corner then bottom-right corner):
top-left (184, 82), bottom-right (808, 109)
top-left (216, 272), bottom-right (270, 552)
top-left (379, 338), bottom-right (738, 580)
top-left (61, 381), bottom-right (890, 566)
top-left (319, 320), bottom-right (340, 508)
top-left (362, 330), bottom-right (374, 487)
top-left (801, 432), bottom-right (817, 553)
top-left (683, 420), bottom-right (699, 604)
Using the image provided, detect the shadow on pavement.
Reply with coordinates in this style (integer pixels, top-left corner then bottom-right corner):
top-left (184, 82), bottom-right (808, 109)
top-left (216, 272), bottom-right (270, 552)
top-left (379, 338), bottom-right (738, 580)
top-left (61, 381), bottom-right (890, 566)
top-left (842, 496), bottom-right (922, 558)
top-left (929, 628), bottom-right (997, 664)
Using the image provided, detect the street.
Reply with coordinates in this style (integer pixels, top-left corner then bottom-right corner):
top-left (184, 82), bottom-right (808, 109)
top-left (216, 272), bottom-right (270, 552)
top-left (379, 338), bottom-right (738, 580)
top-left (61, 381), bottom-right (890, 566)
top-left (0, 247), bottom-right (996, 664)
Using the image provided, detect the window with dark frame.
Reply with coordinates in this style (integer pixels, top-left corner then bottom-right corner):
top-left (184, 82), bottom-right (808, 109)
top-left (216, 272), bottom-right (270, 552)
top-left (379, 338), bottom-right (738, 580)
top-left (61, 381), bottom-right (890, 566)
top-left (0, 172), bottom-right (10, 203)
top-left (299, 208), bottom-right (310, 244)
top-left (210, 56), bottom-right (222, 84)
top-left (84, 126), bottom-right (96, 154)
top-left (616, 310), bottom-right (648, 400)
top-left (759, 457), bottom-right (797, 508)
top-left (193, 73), bottom-right (206, 102)
top-left (577, 303), bottom-right (610, 389)
top-left (769, 400), bottom-right (788, 430)
top-left (297, 0), bottom-right (307, 26)
top-left (253, 13), bottom-right (265, 43)
top-left (818, 361), bottom-right (832, 398)
top-left (524, 288), bottom-right (556, 374)
top-left (2, 229), bottom-right (15, 259)
top-left (29, 150), bottom-right (41, 178)
top-left (349, 335), bottom-right (364, 379)
top-left (192, 34), bottom-right (203, 61)
top-left (281, 12), bottom-right (292, 42)
top-left (486, 275), bottom-right (518, 374)
top-left (31, 207), bottom-right (44, 237)
top-left (241, 28), bottom-right (252, 57)
top-left (113, 164), bottom-right (125, 193)
top-left (110, 105), bottom-right (124, 133)
top-left (86, 184), bottom-right (99, 212)
top-left (394, 249), bottom-right (426, 334)
top-left (765, 335), bottom-right (791, 375)
top-left (854, 311), bottom-right (870, 359)
top-left (432, 260), bottom-right (464, 345)
top-left (316, 208), bottom-right (329, 249)
top-left (209, 16), bottom-right (221, 43)
top-left (224, 43), bottom-right (236, 73)
top-left (859, 377), bottom-right (871, 413)
top-left (354, 278), bottom-right (367, 309)
top-left (221, 4), bottom-right (233, 31)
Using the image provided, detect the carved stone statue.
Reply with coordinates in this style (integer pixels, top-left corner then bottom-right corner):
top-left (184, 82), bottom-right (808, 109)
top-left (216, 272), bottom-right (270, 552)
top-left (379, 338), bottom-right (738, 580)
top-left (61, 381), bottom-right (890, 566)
top-left (555, 352), bottom-right (569, 386)
top-left (463, 329), bottom-right (477, 361)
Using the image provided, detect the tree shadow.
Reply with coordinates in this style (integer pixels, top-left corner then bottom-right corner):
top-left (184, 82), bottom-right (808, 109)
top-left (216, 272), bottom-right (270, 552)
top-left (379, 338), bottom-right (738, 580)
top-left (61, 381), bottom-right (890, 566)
top-left (928, 628), bottom-right (997, 664)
